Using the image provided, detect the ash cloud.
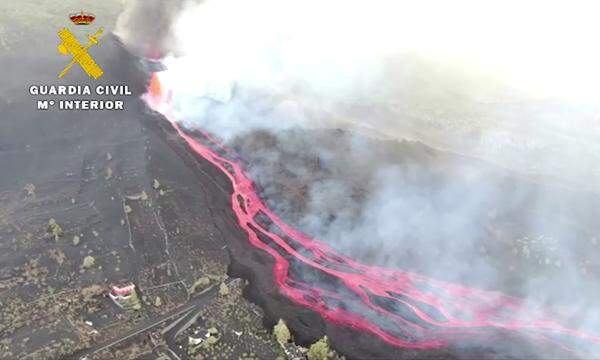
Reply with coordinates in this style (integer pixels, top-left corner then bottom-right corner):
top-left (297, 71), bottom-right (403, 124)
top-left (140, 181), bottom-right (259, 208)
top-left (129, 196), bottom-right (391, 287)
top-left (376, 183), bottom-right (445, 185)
top-left (118, 0), bottom-right (600, 355)
top-left (114, 0), bottom-right (190, 58)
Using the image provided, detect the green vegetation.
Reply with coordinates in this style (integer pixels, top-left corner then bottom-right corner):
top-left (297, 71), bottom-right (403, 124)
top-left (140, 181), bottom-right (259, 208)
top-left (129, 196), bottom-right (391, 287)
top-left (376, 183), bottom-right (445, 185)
top-left (82, 256), bottom-right (95, 269)
top-left (47, 218), bottom-right (63, 240)
top-left (120, 290), bottom-right (142, 311)
top-left (219, 282), bottom-right (229, 296)
top-left (189, 276), bottom-right (210, 294)
top-left (202, 335), bottom-right (219, 348)
top-left (273, 319), bottom-right (291, 344)
top-left (308, 336), bottom-right (330, 360)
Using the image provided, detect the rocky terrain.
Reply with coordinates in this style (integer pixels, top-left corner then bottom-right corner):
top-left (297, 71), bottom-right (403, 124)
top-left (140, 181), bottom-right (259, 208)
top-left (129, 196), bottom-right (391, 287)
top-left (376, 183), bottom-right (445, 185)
top-left (0, 3), bottom-right (307, 359)
top-left (1, 2), bottom-right (599, 359)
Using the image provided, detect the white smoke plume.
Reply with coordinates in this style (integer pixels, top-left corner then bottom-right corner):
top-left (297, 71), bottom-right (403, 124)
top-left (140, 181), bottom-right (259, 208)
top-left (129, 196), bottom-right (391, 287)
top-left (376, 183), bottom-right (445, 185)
top-left (118, 0), bottom-right (600, 353)
top-left (152, 0), bottom-right (600, 188)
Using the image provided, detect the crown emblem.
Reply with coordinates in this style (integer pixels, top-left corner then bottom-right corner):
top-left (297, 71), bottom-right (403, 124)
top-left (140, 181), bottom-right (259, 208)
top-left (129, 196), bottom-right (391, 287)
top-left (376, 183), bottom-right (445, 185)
top-left (69, 11), bottom-right (95, 26)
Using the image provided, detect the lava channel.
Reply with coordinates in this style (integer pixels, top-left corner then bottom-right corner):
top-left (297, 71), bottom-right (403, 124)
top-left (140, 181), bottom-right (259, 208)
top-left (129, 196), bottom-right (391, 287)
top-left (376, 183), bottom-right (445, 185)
top-left (144, 72), bottom-right (600, 356)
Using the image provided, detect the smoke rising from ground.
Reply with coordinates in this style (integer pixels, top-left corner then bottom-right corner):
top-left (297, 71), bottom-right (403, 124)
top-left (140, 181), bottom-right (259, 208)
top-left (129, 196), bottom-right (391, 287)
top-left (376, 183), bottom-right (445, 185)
top-left (115, 0), bottom-right (188, 58)
top-left (118, 0), bottom-right (600, 354)
top-left (133, 0), bottom-right (600, 189)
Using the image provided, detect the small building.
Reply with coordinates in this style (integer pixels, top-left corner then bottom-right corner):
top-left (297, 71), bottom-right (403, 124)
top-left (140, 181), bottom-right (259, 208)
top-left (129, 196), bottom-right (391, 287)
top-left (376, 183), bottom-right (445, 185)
top-left (108, 283), bottom-right (140, 310)
top-left (188, 336), bottom-right (203, 345)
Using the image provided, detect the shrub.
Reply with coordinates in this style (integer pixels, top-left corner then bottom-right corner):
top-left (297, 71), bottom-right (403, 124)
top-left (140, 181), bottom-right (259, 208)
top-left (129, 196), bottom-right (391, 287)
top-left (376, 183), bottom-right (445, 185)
top-left (273, 319), bottom-right (291, 344)
top-left (308, 336), bottom-right (329, 360)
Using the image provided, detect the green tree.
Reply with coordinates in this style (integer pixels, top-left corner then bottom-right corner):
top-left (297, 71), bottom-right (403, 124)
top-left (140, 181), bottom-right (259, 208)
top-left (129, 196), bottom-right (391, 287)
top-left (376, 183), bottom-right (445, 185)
top-left (308, 336), bottom-right (329, 360)
top-left (47, 218), bottom-right (63, 240)
top-left (273, 319), bottom-right (291, 344)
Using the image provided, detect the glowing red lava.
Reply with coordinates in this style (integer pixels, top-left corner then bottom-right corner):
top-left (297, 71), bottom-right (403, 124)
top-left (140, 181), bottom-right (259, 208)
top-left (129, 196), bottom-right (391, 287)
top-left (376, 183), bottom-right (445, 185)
top-left (145, 73), bottom-right (600, 355)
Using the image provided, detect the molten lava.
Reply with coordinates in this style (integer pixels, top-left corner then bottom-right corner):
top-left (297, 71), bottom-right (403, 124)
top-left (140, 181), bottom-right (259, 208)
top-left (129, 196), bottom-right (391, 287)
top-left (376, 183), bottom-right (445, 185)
top-left (146, 73), bottom-right (600, 355)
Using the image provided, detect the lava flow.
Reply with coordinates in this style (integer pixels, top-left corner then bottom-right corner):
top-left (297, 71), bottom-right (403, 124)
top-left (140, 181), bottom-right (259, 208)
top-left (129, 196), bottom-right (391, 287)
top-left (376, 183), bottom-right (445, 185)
top-left (145, 73), bottom-right (600, 356)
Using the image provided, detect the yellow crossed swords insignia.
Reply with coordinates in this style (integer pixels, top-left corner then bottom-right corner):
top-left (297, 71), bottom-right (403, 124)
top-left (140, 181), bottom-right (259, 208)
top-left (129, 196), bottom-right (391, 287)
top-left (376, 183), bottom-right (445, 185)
top-left (57, 27), bottom-right (104, 79)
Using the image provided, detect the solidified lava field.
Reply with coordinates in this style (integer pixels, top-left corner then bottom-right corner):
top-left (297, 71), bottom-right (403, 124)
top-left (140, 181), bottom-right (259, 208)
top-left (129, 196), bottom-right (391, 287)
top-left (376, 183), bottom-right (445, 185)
top-left (3, 3), bottom-right (600, 359)
top-left (0, 26), bottom-right (290, 358)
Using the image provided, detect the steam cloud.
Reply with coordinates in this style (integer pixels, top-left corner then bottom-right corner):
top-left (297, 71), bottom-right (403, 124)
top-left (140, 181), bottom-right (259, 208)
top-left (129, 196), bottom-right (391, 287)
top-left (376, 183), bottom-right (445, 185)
top-left (115, 0), bottom-right (188, 58)
top-left (123, 0), bottom-right (600, 188)
top-left (118, 0), bottom-right (600, 354)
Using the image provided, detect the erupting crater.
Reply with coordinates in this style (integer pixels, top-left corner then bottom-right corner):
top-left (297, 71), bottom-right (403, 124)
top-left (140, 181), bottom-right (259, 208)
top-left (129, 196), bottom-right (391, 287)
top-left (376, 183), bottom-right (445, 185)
top-left (144, 72), bottom-right (600, 358)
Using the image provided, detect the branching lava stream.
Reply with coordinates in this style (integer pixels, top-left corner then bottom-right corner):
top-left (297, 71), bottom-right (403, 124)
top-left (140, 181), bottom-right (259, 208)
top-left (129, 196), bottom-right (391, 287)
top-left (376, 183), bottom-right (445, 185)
top-left (145, 73), bottom-right (600, 357)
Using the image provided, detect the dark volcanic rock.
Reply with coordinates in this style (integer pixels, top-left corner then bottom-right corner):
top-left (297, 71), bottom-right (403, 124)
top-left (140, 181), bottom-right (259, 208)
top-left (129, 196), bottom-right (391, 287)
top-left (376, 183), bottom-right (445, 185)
top-left (1, 22), bottom-right (591, 359)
